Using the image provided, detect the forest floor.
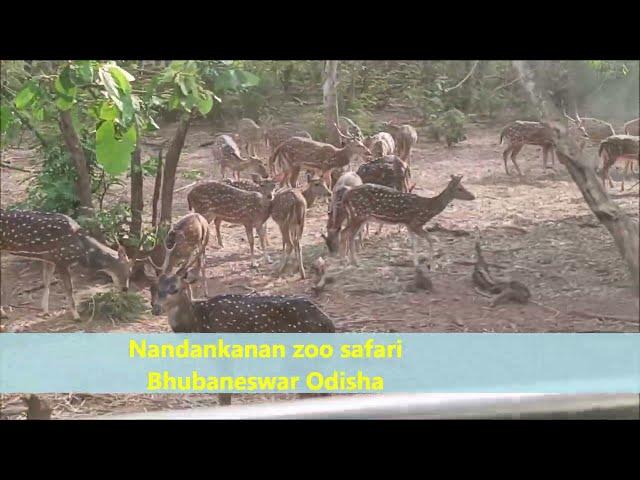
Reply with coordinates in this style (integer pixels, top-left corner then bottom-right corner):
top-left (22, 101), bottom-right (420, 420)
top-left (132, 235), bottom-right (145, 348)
top-left (1, 113), bottom-right (639, 419)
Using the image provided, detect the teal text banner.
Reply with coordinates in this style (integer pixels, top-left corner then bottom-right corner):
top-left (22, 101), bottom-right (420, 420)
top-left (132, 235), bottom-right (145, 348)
top-left (1, 333), bottom-right (639, 394)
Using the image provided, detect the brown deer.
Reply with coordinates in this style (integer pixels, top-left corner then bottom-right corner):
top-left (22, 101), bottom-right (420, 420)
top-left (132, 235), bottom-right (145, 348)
top-left (566, 111), bottom-right (615, 143)
top-left (269, 124), bottom-right (371, 189)
top-left (499, 120), bottom-right (588, 175)
top-left (264, 125), bottom-right (311, 159)
top-left (382, 121), bottom-right (418, 164)
top-left (145, 266), bottom-right (335, 405)
top-left (598, 135), bottom-right (639, 191)
top-left (624, 118), bottom-right (639, 136)
top-left (201, 134), bottom-right (268, 181)
top-left (187, 180), bottom-right (276, 267)
top-left (364, 132), bottom-right (396, 158)
top-left (340, 176), bottom-right (475, 267)
top-left (237, 118), bottom-right (263, 157)
top-left (0, 209), bottom-right (132, 320)
top-left (323, 171), bottom-right (363, 256)
top-left (144, 213), bottom-right (211, 299)
top-left (271, 178), bottom-right (332, 279)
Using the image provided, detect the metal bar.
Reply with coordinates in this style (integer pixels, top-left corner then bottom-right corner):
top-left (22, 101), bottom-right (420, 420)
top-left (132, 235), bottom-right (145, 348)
top-left (89, 393), bottom-right (639, 420)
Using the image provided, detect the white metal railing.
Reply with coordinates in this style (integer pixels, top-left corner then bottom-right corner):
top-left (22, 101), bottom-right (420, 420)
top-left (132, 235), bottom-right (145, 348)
top-left (89, 393), bottom-right (639, 420)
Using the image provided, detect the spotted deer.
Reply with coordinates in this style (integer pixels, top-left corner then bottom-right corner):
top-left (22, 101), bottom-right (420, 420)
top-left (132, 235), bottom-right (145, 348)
top-left (264, 125), bottom-right (311, 161)
top-left (566, 111), bottom-right (615, 143)
top-left (598, 135), bottom-right (639, 191)
top-left (364, 132), bottom-right (396, 158)
top-left (624, 118), bottom-right (639, 136)
top-left (382, 121), bottom-right (418, 164)
top-left (323, 171), bottom-right (363, 256)
top-left (269, 124), bottom-right (371, 189)
top-left (499, 120), bottom-right (588, 175)
top-left (340, 176), bottom-right (475, 267)
top-left (145, 266), bottom-right (335, 405)
top-left (237, 118), bottom-right (263, 157)
top-left (0, 209), bottom-right (132, 320)
top-left (187, 180), bottom-right (277, 267)
top-left (201, 134), bottom-right (268, 181)
top-left (271, 178), bottom-right (332, 279)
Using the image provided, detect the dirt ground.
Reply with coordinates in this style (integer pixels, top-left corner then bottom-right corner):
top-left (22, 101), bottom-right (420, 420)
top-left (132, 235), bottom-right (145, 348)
top-left (1, 116), bottom-right (639, 419)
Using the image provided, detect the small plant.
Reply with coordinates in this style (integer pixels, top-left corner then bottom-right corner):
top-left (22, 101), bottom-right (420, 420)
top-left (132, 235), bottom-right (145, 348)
top-left (435, 108), bottom-right (467, 147)
top-left (181, 169), bottom-right (204, 180)
top-left (77, 202), bottom-right (132, 247)
top-left (79, 291), bottom-right (149, 323)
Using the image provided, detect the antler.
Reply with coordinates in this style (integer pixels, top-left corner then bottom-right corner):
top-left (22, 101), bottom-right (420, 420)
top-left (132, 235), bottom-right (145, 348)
top-left (333, 122), bottom-right (352, 140)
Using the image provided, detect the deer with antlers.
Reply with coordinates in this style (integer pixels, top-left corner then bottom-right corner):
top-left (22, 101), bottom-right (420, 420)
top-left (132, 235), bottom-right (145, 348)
top-left (237, 118), bottom-right (264, 157)
top-left (382, 121), bottom-right (418, 165)
top-left (565, 110), bottom-right (615, 143)
top-left (0, 209), bottom-right (132, 320)
top-left (200, 134), bottom-right (269, 181)
top-left (340, 176), bottom-right (475, 267)
top-left (269, 123), bottom-right (371, 189)
top-left (187, 180), bottom-right (277, 267)
top-left (624, 118), bottom-right (639, 137)
top-left (598, 135), bottom-right (639, 192)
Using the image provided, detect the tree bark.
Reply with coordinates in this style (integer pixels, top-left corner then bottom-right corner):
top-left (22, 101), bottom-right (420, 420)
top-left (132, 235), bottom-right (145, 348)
top-left (323, 60), bottom-right (340, 146)
top-left (129, 136), bottom-right (143, 255)
top-left (58, 110), bottom-right (93, 214)
top-left (513, 61), bottom-right (639, 295)
top-left (151, 147), bottom-right (163, 228)
top-left (159, 113), bottom-right (191, 225)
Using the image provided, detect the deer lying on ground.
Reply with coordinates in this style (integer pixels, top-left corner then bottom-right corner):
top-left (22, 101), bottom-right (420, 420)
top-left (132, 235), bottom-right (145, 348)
top-left (364, 132), bottom-right (396, 158)
top-left (271, 178), bottom-right (332, 279)
top-left (340, 176), bottom-right (475, 267)
top-left (499, 120), bottom-right (588, 175)
top-left (201, 134), bottom-right (269, 181)
top-left (187, 180), bottom-right (277, 267)
top-left (0, 209), bottom-right (132, 320)
top-left (146, 265), bottom-right (335, 405)
top-left (237, 118), bottom-right (263, 157)
top-left (382, 121), bottom-right (418, 165)
top-left (269, 124), bottom-right (371, 189)
top-left (624, 118), bottom-right (639, 136)
top-left (598, 135), bottom-right (639, 192)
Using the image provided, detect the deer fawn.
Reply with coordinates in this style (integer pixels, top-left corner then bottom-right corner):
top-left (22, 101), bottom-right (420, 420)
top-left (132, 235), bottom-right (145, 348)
top-left (340, 176), bottom-right (475, 267)
top-left (271, 178), bottom-right (332, 279)
top-left (237, 118), bottom-right (263, 157)
top-left (624, 118), bottom-right (639, 137)
top-left (201, 134), bottom-right (268, 181)
top-left (269, 123), bottom-right (371, 189)
top-left (145, 266), bottom-right (335, 405)
top-left (382, 121), bottom-right (418, 165)
top-left (0, 209), bottom-right (132, 320)
top-left (187, 180), bottom-right (277, 267)
top-left (598, 135), bottom-right (639, 191)
top-left (364, 132), bottom-right (396, 158)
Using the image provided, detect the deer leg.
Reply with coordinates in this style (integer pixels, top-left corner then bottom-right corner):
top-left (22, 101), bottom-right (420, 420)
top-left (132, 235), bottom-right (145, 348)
top-left (220, 164), bottom-right (226, 180)
top-left (41, 262), bottom-right (55, 316)
top-left (346, 220), bottom-right (365, 267)
top-left (510, 145), bottom-right (524, 176)
top-left (376, 223), bottom-right (384, 235)
top-left (503, 147), bottom-right (512, 175)
top-left (245, 225), bottom-right (257, 267)
top-left (214, 218), bottom-right (223, 248)
top-left (295, 237), bottom-right (305, 280)
top-left (277, 227), bottom-right (290, 275)
top-left (59, 266), bottom-right (80, 321)
top-left (409, 226), bottom-right (436, 268)
top-left (257, 223), bottom-right (271, 264)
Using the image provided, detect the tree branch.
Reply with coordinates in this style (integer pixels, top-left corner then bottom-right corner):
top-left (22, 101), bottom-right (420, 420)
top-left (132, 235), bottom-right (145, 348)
top-left (444, 60), bottom-right (479, 93)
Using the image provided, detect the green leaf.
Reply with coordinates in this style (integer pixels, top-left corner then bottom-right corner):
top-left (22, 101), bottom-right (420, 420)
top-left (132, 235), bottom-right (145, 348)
top-left (15, 81), bottom-right (39, 110)
top-left (214, 70), bottom-right (239, 91)
top-left (196, 91), bottom-right (213, 115)
top-left (58, 66), bottom-right (75, 91)
top-left (32, 106), bottom-right (45, 121)
top-left (99, 102), bottom-right (118, 121)
top-left (56, 96), bottom-right (75, 111)
top-left (75, 61), bottom-right (94, 83)
top-left (237, 70), bottom-right (260, 87)
top-left (98, 66), bottom-right (123, 110)
top-left (176, 74), bottom-right (190, 96)
top-left (96, 120), bottom-right (137, 175)
top-left (1, 105), bottom-right (14, 134)
top-left (120, 94), bottom-right (134, 127)
top-left (109, 65), bottom-right (134, 93)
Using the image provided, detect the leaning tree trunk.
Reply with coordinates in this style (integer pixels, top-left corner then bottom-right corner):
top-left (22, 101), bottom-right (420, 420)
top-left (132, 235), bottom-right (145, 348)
top-left (513, 61), bottom-right (639, 295)
top-left (323, 60), bottom-right (340, 146)
top-left (151, 146), bottom-right (164, 228)
top-left (159, 113), bottom-right (191, 226)
top-left (129, 136), bottom-right (143, 258)
top-left (58, 110), bottom-right (93, 214)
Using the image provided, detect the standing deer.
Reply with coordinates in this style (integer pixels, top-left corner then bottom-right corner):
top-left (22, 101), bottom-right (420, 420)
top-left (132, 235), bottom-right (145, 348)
top-left (364, 132), bottom-right (396, 158)
top-left (187, 180), bottom-right (276, 267)
top-left (323, 171), bottom-right (363, 256)
top-left (264, 125), bottom-right (312, 159)
top-left (340, 176), bottom-right (475, 267)
top-left (499, 120), bottom-right (588, 175)
top-left (237, 118), bottom-right (263, 157)
top-left (269, 124), bottom-right (371, 189)
top-left (271, 178), bottom-right (332, 279)
top-left (201, 134), bottom-right (268, 181)
top-left (0, 209), bottom-right (132, 320)
top-left (145, 266), bottom-right (335, 405)
top-left (382, 121), bottom-right (418, 164)
top-left (598, 135), bottom-right (639, 191)
top-left (624, 118), bottom-right (639, 136)
top-left (566, 111), bottom-right (615, 143)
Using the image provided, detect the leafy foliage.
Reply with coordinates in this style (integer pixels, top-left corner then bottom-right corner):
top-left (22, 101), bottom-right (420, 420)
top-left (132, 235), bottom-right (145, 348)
top-left (79, 291), bottom-right (149, 323)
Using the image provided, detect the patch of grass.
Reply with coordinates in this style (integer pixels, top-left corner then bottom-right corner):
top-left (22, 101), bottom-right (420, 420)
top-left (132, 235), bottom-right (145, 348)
top-left (79, 291), bottom-right (149, 324)
top-left (181, 169), bottom-right (204, 181)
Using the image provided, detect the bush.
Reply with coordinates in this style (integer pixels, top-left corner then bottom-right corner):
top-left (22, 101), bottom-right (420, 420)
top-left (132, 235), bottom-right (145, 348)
top-left (79, 291), bottom-right (148, 323)
top-left (435, 109), bottom-right (467, 147)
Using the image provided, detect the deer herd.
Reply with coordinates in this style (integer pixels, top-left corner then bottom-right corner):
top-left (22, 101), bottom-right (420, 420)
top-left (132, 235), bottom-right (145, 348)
top-left (1, 112), bottom-right (639, 372)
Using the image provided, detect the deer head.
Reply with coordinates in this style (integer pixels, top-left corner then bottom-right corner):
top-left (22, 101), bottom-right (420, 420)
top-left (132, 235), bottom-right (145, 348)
top-left (144, 263), bottom-right (199, 315)
top-left (449, 175), bottom-right (475, 200)
top-left (334, 122), bottom-right (372, 160)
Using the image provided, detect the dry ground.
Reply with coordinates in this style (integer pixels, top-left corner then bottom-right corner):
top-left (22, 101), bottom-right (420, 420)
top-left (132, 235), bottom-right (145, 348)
top-left (1, 117), bottom-right (639, 419)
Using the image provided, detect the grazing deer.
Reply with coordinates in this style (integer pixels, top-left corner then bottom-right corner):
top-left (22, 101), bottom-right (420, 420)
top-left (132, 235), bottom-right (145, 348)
top-left (187, 180), bottom-right (276, 267)
top-left (364, 132), bottom-right (396, 158)
top-left (0, 209), bottom-right (132, 320)
top-left (201, 134), bottom-right (269, 181)
top-left (323, 171), bottom-right (363, 256)
top-left (499, 120), bottom-right (588, 175)
top-left (271, 178), bottom-right (332, 279)
top-left (340, 176), bottom-right (475, 267)
top-left (237, 118), bottom-right (263, 157)
top-left (598, 135), bottom-right (639, 191)
top-left (382, 121), bottom-right (418, 165)
top-left (270, 124), bottom-right (371, 189)
top-left (624, 118), bottom-right (639, 136)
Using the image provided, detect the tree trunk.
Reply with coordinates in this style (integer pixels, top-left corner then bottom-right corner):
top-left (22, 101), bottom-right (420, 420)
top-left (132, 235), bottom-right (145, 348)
top-left (58, 110), bottom-right (93, 214)
top-left (129, 137), bottom-right (143, 256)
top-left (151, 147), bottom-right (163, 228)
top-left (159, 114), bottom-right (191, 226)
top-left (323, 60), bottom-right (340, 146)
top-left (513, 61), bottom-right (639, 295)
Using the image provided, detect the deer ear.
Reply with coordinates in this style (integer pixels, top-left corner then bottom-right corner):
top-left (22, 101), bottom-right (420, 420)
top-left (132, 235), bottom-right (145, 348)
top-left (117, 245), bottom-right (129, 262)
